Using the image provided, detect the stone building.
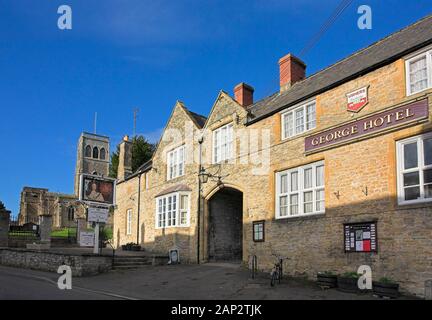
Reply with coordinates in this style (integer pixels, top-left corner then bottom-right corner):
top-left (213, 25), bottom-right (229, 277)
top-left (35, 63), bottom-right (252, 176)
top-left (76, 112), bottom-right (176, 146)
top-left (114, 15), bottom-right (432, 296)
top-left (18, 132), bottom-right (111, 229)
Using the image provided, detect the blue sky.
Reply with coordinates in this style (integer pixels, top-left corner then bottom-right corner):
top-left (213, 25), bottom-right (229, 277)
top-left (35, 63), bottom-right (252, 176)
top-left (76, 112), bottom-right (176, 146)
top-left (1, 0), bottom-right (431, 217)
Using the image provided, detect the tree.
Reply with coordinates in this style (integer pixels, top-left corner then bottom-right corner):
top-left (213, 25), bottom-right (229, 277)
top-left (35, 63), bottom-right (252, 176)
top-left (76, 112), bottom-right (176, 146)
top-left (0, 201), bottom-right (5, 210)
top-left (109, 145), bottom-right (120, 178)
top-left (109, 135), bottom-right (155, 179)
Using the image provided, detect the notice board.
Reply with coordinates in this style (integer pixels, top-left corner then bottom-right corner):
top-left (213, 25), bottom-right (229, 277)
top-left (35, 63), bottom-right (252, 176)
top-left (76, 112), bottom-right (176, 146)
top-left (344, 222), bottom-right (377, 253)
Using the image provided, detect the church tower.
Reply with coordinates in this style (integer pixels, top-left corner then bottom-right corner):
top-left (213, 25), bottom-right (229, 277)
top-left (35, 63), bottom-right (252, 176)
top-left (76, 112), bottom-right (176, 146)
top-left (74, 132), bottom-right (110, 196)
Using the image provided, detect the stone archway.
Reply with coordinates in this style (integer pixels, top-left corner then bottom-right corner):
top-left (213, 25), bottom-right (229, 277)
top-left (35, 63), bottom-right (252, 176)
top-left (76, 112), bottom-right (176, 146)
top-left (207, 187), bottom-right (243, 261)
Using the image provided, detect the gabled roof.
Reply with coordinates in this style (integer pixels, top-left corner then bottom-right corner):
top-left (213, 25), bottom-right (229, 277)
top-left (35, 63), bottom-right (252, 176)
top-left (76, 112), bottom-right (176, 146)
top-left (247, 14), bottom-right (432, 124)
top-left (117, 101), bottom-right (205, 184)
top-left (185, 110), bottom-right (207, 128)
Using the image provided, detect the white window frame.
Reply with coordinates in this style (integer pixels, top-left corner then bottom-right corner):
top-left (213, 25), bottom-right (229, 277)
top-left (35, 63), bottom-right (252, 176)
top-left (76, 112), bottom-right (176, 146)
top-left (396, 132), bottom-right (432, 205)
top-left (155, 192), bottom-right (190, 229)
top-left (126, 209), bottom-right (132, 235)
top-left (167, 145), bottom-right (185, 180)
top-left (275, 161), bottom-right (325, 219)
top-left (213, 123), bottom-right (234, 164)
top-left (405, 47), bottom-right (432, 96)
top-left (281, 99), bottom-right (316, 140)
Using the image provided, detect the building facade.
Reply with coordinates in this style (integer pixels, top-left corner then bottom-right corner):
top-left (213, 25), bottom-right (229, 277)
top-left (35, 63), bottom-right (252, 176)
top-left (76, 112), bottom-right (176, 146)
top-left (114, 15), bottom-right (432, 296)
top-left (18, 132), bottom-right (111, 229)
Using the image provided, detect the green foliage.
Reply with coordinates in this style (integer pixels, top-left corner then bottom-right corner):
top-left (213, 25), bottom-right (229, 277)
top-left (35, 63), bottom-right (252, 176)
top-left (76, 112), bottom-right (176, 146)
top-left (131, 135), bottom-right (155, 172)
top-left (319, 271), bottom-right (336, 276)
top-left (379, 277), bottom-right (396, 284)
top-left (100, 227), bottom-right (113, 241)
top-left (109, 135), bottom-right (155, 179)
top-left (51, 228), bottom-right (76, 238)
top-left (342, 272), bottom-right (360, 279)
top-left (0, 201), bottom-right (5, 210)
top-left (109, 144), bottom-right (120, 178)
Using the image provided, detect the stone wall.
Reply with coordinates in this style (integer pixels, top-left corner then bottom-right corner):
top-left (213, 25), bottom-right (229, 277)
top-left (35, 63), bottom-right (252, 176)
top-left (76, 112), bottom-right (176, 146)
top-left (0, 248), bottom-right (112, 276)
top-left (0, 209), bottom-right (10, 247)
top-left (113, 55), bottom-right (432, 296)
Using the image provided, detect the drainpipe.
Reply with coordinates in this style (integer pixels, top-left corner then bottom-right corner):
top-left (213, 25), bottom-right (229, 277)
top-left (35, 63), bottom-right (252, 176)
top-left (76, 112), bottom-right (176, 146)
top-left (197, 136), bottom-right (203, 264)
top-left (136, 172), bottom-right (142, 244)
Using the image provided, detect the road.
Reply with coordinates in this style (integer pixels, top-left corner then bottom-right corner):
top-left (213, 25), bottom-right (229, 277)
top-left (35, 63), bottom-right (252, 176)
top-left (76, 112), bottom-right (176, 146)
top-left (0, 263), bottom-right (392, 300)
top-left (0, 265), bottom-right (133, 300)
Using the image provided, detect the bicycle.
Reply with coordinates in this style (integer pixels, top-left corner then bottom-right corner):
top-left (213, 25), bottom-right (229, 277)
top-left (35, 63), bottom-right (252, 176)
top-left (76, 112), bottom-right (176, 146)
top-left (270, 254), bottom-right (288, 287)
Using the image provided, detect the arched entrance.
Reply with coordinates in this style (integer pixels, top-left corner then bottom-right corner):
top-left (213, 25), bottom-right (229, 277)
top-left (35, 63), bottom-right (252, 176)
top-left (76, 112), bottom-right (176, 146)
top-left (207, 187), bottom-right (243, 261)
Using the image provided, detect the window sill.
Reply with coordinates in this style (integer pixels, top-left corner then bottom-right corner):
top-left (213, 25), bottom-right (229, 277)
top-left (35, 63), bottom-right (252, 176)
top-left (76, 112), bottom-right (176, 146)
top-left (155, 225), bottom-right (191, 230)
top-left (396, 199), bottom-right (432, 210)
top-left (166, 174), bottom-right (186, 183)
top-left (274, 212), bottom-right (325, 222)
top-left (281, 128), bottom-right (316, 142)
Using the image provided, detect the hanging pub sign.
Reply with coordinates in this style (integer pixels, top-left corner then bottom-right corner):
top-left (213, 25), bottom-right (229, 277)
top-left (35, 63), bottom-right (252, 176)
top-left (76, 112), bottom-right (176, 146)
top-left (79, 174), bottom-right (116, 206)
top-left (346, 86), bottom-right (369, 112)
top-left (344, 222), bottom-right (377, 253)
top-left (305, 98), bottom-right (429, 154)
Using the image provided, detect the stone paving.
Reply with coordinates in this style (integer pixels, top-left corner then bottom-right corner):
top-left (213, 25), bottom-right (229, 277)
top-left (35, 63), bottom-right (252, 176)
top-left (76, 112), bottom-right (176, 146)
top-left (0, 263), bottom-right (418, 300)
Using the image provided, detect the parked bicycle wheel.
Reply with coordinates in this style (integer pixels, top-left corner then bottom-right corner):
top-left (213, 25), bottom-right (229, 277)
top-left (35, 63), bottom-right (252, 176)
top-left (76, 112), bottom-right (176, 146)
top-left (270, 271), bottom-right (278, 287)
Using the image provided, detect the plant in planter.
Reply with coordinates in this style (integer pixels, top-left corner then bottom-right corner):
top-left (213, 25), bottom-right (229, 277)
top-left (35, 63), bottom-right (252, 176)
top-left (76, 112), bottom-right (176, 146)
top-left (373, 277), bottom-right (399, 299)
top-left (131, 244), bottom-right (142, 251)
top-left (337, 272), bottom-right (362, 293)
top-left (121, 242), bottom-right (135, 251)
top-left (317, 271), bottom-right (338, 288)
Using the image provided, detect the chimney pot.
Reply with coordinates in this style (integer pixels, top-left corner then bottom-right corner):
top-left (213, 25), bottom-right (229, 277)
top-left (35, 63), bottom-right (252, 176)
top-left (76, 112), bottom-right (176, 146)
top-left (279, 53), bottom-right (306, 92)
top-left (234, 82), bottom-right (254, 107)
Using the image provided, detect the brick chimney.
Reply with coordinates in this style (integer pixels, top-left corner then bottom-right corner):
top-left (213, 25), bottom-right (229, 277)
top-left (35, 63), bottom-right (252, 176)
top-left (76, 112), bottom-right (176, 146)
top-left (279, 53), bottom-right (306, 92)
top-left (234, 82), bottom-right (254, 107)
top-left (117, 135), bottom-right (132, 181)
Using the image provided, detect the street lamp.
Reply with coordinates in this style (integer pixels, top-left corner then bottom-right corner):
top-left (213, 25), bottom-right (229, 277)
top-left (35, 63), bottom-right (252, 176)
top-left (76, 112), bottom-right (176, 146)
top-left (198, 168), bottom-right (209, 184)
top-left (198, 167), bottom-right (227, 188)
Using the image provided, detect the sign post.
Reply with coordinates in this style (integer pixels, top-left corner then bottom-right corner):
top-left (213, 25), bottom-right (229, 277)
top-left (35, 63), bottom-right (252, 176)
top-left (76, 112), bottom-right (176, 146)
top-left (78, 174), bottom-right (116, 255)
top-left (93, 223), bottom-right (100, 254)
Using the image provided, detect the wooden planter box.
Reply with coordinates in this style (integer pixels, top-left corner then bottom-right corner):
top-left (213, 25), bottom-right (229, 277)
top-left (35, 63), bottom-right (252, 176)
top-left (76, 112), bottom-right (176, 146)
top-left (373, 281), bottom-right (399, 298)
top-left (317, 273), bottom-right (337, 288)
top-left (337, 276), bottom-right (360, 293)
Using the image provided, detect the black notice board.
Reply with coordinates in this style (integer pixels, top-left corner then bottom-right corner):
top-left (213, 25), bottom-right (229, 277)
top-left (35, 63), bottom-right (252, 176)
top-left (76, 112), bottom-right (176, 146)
top-left (344, 221), bottom-right (377, 253)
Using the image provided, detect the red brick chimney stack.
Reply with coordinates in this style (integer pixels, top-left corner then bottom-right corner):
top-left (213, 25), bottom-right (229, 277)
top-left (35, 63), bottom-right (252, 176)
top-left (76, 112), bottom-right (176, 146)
top-left (234, 82), bottom-right (254, 107)
top-left (279, 53), bottom-right (306, 92)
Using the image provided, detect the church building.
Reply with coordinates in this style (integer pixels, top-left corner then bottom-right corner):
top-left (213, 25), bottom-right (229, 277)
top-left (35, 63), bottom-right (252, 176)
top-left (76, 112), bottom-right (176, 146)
top-left (18, 132), bottom-right (110, 229)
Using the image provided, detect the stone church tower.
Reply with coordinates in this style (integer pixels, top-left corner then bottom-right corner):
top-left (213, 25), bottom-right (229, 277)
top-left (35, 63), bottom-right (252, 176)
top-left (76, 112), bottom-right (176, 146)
top-left (74, 132), bottom-right (110, 196)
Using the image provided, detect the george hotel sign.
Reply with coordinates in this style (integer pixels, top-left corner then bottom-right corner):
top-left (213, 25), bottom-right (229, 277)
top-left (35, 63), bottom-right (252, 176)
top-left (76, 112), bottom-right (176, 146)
top-left (305, 99), bottom-right (429, 153)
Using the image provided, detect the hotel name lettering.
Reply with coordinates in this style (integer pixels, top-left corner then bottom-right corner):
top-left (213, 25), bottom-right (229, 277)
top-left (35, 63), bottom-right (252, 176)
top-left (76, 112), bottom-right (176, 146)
top-left (305, 99), bottom-right (429, 153)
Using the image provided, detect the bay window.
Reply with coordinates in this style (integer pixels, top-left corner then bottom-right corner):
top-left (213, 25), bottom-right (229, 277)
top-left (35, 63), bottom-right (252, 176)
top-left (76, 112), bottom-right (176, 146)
top-left (397, 132), bottom-right (432, 205)
top-left (167, 145), bottom-right (185, 180)
top-left (282, 100), bottom-right (316, 139)
top-left (276, 161), bottom-right (325, 219)
top-left (156, 192), bottom-right (190, 228)
top-left (213, 123), bottom-right (234, 163)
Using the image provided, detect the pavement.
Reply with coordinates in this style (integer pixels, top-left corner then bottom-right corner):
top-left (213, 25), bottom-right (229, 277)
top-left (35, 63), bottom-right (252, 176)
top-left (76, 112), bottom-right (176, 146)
top-left (0, 263), bottom-right (411, 300)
